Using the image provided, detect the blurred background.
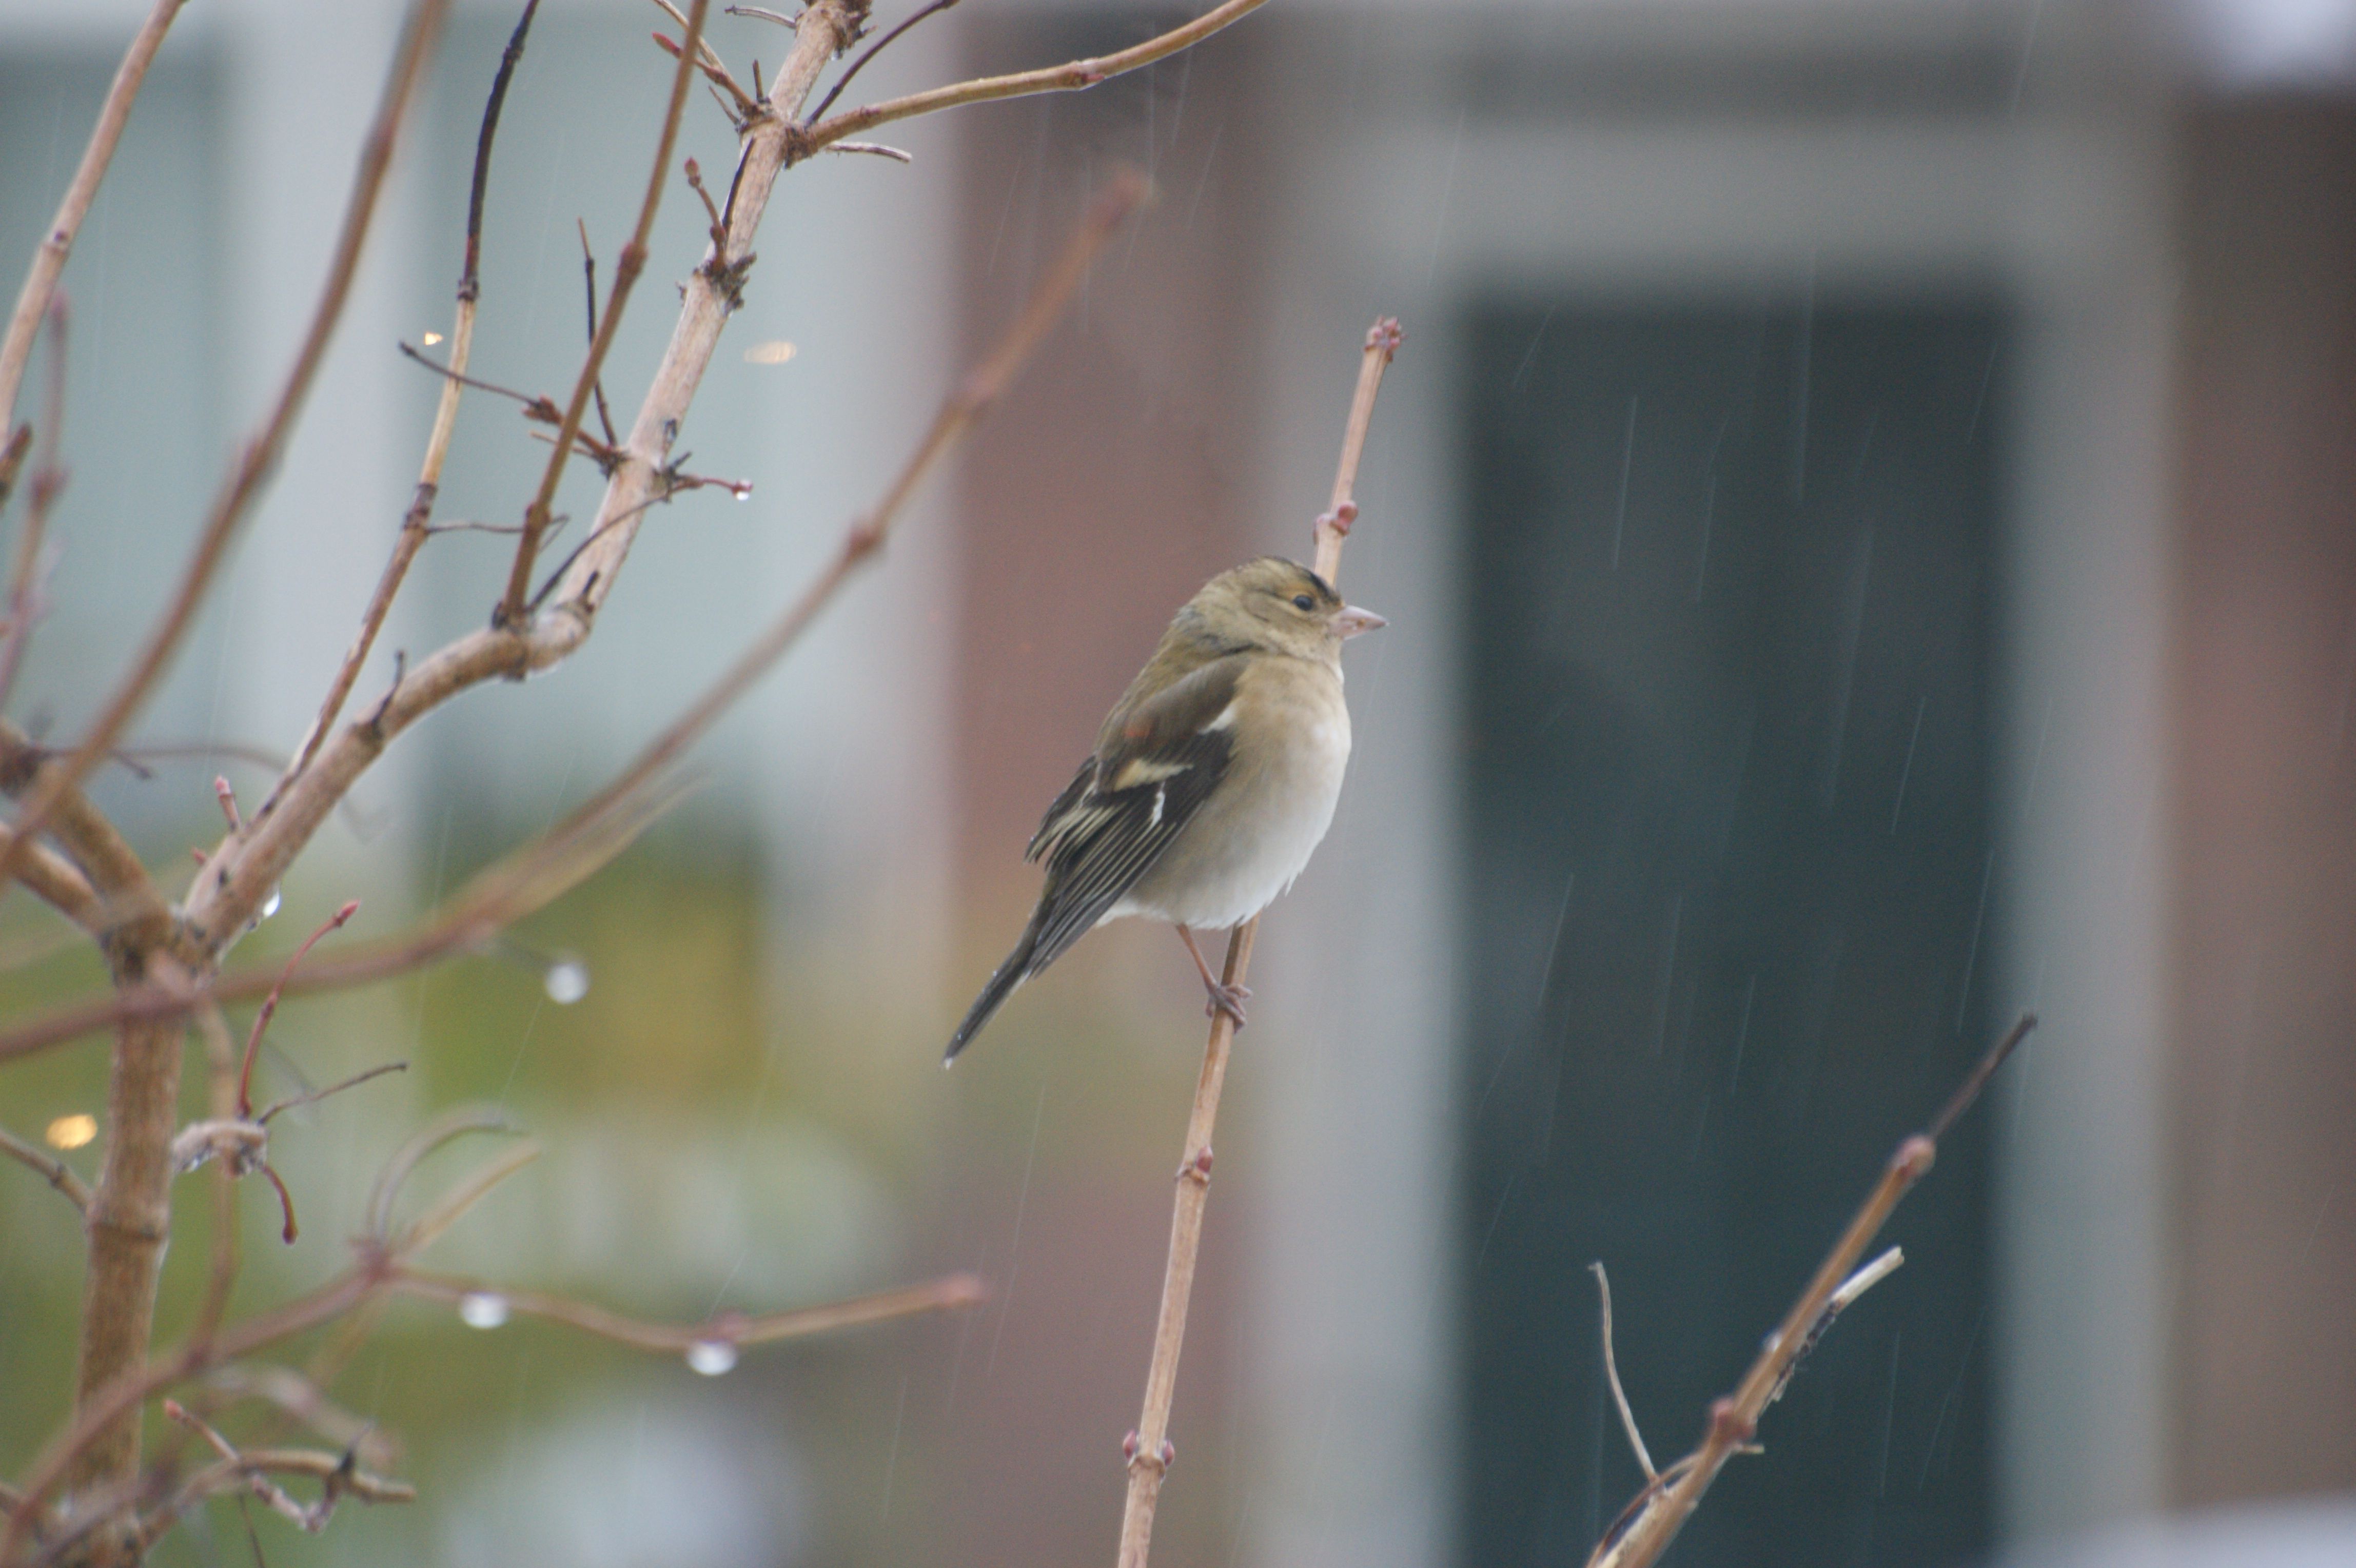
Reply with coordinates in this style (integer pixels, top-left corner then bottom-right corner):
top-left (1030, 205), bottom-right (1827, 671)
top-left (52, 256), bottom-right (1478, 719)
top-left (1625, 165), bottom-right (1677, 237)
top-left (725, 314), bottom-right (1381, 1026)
top-left (1, 1), bottom-right (2353, 1565)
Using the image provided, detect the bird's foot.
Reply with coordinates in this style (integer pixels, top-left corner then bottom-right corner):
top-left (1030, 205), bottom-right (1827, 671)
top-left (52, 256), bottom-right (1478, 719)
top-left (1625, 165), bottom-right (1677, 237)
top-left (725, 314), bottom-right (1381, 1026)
top-left (1202, 981), bottom-right (1250, 1029)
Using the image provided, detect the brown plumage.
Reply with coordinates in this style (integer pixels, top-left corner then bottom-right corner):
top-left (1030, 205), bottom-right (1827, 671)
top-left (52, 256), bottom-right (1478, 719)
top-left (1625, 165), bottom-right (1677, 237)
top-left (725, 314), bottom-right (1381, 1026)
top-left (947, 558), bottom-right (1385, 1062)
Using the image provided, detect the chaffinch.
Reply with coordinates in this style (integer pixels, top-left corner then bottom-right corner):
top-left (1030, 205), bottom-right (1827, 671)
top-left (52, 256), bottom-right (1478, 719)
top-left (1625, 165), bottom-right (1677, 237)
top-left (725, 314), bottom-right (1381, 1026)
top-left (946, 557), bottom-right (1386, 1062)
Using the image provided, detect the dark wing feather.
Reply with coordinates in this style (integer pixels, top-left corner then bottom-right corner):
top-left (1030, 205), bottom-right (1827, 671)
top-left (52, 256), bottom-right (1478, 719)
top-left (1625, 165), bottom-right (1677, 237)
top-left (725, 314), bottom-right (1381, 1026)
top-left (945, 656), bottom-right (1242, 1062)
top-left (1022, 655), bottom-right (1243, 968)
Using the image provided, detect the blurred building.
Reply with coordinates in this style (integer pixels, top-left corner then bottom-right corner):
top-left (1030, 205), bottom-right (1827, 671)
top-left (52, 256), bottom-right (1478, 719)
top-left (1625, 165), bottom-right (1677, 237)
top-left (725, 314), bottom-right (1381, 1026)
top-left (2, 1), bottom-right (2354, 1566)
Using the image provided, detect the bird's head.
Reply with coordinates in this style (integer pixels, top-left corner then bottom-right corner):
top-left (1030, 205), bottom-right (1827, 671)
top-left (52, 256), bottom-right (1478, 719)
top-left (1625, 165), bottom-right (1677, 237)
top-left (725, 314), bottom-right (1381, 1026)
top-left (1185, 557), bottom-right (1387, 661)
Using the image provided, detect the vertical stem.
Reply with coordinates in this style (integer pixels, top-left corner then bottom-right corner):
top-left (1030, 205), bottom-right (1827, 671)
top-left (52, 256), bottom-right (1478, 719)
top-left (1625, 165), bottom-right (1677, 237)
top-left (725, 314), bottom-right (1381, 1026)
top-left (1116, 922), bottom-right (1253, 1568)
top-left (66, 1007), bottom-right (188, 1508)
top-left (1114, 319), bottom-right (1401, 1568)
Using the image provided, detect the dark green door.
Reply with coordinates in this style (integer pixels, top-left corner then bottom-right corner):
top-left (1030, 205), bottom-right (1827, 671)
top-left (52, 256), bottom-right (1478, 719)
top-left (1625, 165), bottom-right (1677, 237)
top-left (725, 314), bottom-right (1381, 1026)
top-left (1458, 300), bottom-right (2001, 1566)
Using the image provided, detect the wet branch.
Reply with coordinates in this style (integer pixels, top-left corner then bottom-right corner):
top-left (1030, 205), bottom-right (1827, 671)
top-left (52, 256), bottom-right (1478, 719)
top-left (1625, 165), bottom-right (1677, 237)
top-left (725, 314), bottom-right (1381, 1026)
top-left (1115, 317), bottom-right (1403, 1568)
top-left (0, 0), bottom-right (188, 427)
top-left (1584, 1013), bottom-right (2037, 1568)
top-left (273, 0), bottom-right (543, 805)
top-left (0, 1125), bottom-right (92, 1214)
top-left (496, 0), bottom-right (708, 625)
top-left (0, 0), bottom-right (448, 903)
top-left (392, 1268), bottom-right (986, 1356)
top-left (803, 0), bottom-right (1267, 156)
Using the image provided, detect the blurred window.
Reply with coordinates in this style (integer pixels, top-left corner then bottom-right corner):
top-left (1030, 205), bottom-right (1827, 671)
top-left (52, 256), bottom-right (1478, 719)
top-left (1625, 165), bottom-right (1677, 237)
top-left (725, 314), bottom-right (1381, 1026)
top-left (1458, 299), bottom-right (2002, 1566)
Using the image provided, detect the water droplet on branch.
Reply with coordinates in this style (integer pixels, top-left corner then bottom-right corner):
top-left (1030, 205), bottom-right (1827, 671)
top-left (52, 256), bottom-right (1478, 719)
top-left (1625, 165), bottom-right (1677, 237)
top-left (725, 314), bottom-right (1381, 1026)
top-left (685, 1340), bottom-right (737, 1376)
top-left (543, 957), bottom-right (590, 1005)
top-left (458, 1291), bottom-right (509, 1329)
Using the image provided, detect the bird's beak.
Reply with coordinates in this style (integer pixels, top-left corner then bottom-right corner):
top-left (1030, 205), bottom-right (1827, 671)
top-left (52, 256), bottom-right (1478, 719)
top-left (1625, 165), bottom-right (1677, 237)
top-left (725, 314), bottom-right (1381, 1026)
top-left (1330, 604), bottom-right (1388, 639)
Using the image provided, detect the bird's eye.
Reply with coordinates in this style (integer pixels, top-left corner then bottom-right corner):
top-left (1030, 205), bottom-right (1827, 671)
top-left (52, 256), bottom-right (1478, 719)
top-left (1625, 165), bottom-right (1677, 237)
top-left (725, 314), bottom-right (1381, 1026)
top-left (1292, 594), bottom-right (1316, 612)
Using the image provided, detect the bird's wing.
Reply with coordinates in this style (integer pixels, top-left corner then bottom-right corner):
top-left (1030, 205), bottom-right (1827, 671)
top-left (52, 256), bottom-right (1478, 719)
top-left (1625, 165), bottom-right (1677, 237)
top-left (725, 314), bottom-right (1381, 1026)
top-left (1019, 654), bottom-right (1244, 969)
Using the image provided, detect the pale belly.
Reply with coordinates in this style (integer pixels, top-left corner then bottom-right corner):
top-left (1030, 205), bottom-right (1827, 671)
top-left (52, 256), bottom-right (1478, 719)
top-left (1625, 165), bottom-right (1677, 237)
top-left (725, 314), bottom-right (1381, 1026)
top-left (1108, 693), bottom-right (1351, 931)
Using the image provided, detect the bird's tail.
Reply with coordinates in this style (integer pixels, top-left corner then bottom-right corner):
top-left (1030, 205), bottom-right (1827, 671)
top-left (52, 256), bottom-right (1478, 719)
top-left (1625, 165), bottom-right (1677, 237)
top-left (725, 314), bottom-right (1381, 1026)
top-left (944, 923), bottom-right (1041, 1065)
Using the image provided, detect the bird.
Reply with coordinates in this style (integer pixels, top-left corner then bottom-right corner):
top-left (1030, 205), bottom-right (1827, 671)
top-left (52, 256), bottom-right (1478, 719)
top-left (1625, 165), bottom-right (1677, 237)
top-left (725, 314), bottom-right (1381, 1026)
top-left (945, 557), bottom-right (1386, 1063)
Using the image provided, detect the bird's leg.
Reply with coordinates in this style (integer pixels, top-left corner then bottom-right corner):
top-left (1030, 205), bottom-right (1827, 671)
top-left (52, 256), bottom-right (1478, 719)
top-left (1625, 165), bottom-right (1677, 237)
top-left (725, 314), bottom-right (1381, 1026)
top-left (1176, 925), bottom-right (1250, 1029)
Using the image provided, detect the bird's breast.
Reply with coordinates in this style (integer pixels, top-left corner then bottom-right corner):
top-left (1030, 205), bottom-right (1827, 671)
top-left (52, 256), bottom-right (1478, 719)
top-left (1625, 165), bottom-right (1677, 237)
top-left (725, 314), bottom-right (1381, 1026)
top-left (1115, 660), bottom-right (1352, 931)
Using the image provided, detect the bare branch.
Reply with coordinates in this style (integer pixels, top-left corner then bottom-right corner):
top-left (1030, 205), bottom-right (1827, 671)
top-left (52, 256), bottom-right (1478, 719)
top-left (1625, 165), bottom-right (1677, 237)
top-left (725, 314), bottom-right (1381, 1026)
top-left (0, 1136), bottom-right (978, 1562)
top-left (0, 422), bottom-right (30, 515)
top-left (0, 297), bottom-right (69, 716)
top-left (253, 1062), bottom-right (408, 1127)
top-left (153, 1400), bottom-right (412, 1538)
top-left (0, 1124), bottom-right (92, 1214)
top-left (498, 0), bottom-right (710, 625)
top-left (0, 721), bottom-right (169, 949)
top-left (0, 0), bottom-right (450, 905)
top-left (273, 0), bottom-right (542, 803)
top-left (803, 0), bottom-right (1265, 156)
top-left (1586, 1014), bottom-right (2037, 1568)
top-left (363, 1105), bottom-right (519, 1242)
top-left (805, 0), bottom-right (965, 125)
top-left (544, 171), bottom-right (1147, 851)
top-left (650, 0), bottom-right (758, 120)
top-left (197, 1365), bottom-right (398, 1472)
top-left (0, 0), bottom-right (189, 426)
top-left (394, 1267), bottom-right (987, 1354)
top-left (190, 2), bottom-right (878, 956)
top-left (1116, 317), bottom-right (1403, 1568)
top-left (1589, 1262), bottom-right (1657, 1481)
top-left (0, 824), bottom-right (104, 937)
top-left (234, 901), bottom-right (360, 1118)
top-left (392, 1140), bottom-right (542, 1257)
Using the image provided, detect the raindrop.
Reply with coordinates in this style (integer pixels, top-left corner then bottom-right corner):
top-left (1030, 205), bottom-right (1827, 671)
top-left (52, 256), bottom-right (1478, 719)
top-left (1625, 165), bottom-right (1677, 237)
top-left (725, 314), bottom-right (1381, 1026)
top-left (685, 1340), bottom-right (737, 1376)
top-left (733, 488), bottom-right (750, 502)
top-left (458, 1291), bottom-right (509, 1329)
top-left (260, 887), bottom-right (283, 920)
top-left (543, 957), bottom-right (590, 1006)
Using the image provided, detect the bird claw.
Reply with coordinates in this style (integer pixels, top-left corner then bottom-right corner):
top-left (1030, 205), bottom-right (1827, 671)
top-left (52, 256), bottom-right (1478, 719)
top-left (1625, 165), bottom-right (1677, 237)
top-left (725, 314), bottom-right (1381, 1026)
top-left (1202, 982), bottom-right (1250, 1029)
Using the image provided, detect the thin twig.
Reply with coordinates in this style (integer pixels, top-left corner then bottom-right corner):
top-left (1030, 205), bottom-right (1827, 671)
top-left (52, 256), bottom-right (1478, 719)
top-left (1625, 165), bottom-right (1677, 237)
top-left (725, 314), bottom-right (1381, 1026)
top-left (234, 901), bottom-right (361, 1117)
top-left (156, 1402), bottom-right (413, 1536)
top-left (0, 825), bottom-right (103, 937)
top-left (271, 0), bottom-right (539, 806)
top-left (824, 140), bottom-right (913, 162)
top-left (0, 720), bottom-right (169, 945)
top-left (0, 1134), bottom-right (977, 1564)
top-left (393, 1267), bottom-right (986, 1353)
top-left (1114, 317), bottom-right (1403, 1568)
top-left (0, 0), bottom-right (188, 426)
top-left (0, 298), bottom-right (69, 716)
top-left (0, 422), bottom-right (31, 516)
top-left (3, 1136), bottom-right (520, 1562)
top-left (394, 341), bottom-right (559, 420)
top-left (804, 0), bottom-right (964, 125)
top-left (0, 762), bottom-right (684, 1066)
top-left (576, 220), bottom-right (620, 446)
top-left (498, 0), bottom-right (709, 625)
top-left (0, 0), bottom-right (449, 903)
top-left (649, 0), bottom-right (759, 119)
top-left (185, 1), bottom-right (876, 959)
top-left (1589, 1262), bottom-right (1657, 1481)
top-left (0, 1125), bottom-right (92, 1213)
top-left (526, 172), bottom-right (1147, 868)
top-left (1586, 1014), bottom-right (2036, 1568)
top-left (803, 0), bottom-right (1265, 156)
top-left (197, 1365), bottom-right (397, 1472)
top-left (253, 1062), bottom-right (408, 1126)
